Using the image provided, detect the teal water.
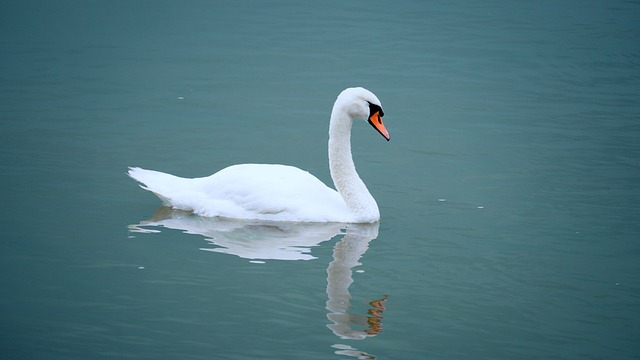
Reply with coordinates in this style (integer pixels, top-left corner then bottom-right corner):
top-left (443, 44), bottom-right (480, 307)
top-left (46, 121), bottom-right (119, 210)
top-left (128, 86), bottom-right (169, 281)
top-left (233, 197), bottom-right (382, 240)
top-left (2, 1), bottom-right (639, 359)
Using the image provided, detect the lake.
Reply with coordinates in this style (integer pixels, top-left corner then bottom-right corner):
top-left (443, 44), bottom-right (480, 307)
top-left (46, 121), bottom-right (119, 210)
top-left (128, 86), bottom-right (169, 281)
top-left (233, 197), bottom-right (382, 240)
top-left (1, 1), bottom-right (639, 359)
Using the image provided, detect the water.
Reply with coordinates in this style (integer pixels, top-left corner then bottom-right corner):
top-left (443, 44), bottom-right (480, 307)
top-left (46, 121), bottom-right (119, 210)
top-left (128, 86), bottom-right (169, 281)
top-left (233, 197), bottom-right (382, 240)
top-left (1, 1), bottom-right (639, 359)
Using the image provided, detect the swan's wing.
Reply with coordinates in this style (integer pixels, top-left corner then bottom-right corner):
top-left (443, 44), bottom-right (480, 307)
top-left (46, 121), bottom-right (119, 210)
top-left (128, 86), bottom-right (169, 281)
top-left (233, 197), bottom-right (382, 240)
top-left (129, 165), bottom-right (351, 222)
top-left (195, 164), bottom-right (351, 221)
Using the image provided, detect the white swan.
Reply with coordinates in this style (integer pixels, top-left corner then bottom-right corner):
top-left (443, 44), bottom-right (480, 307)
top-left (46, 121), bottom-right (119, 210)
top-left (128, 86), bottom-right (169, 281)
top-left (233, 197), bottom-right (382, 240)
top-left (128, 87), bottom-right (389, 223)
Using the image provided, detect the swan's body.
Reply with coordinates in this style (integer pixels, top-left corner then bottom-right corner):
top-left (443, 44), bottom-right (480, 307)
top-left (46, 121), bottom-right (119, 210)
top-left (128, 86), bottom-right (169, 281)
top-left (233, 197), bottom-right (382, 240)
top-left (128, 87), bottom-right (389, 223)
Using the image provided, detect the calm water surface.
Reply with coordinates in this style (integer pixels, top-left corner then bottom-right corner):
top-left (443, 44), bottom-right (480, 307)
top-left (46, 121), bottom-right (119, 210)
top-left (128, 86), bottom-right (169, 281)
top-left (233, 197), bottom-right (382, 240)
top-left (1, 1), bottom-right (639, 359)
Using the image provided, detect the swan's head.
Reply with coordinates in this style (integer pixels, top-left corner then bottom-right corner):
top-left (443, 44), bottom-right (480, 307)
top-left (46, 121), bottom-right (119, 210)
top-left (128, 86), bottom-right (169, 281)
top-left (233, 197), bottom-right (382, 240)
top-left (335, 87), bottom-right (390, 141)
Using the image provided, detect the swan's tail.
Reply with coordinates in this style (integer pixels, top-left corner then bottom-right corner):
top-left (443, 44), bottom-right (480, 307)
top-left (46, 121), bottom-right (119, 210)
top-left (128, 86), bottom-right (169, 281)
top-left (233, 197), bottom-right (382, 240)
top-left (127, 167), bottom-right (188, 205)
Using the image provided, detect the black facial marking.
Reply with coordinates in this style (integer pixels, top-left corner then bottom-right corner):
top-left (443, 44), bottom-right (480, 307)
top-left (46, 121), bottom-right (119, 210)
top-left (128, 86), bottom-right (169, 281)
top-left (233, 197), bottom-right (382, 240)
top-left (368, 101), bottom-right (385, 121)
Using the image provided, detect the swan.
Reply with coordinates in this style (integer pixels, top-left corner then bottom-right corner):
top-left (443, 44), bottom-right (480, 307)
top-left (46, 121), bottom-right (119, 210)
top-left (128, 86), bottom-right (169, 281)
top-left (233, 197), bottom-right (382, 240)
top-left (128, 87), bottom-right (389, 223)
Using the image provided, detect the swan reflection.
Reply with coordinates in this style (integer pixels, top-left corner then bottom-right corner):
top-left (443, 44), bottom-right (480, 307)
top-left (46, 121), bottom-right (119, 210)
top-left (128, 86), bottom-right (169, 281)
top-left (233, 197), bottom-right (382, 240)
top-left (129, 207), bottom-right (387, 356)
top-left (325, 223), bottom-right (387, 340)
top-left (129, 207), bottom-right (344, 261)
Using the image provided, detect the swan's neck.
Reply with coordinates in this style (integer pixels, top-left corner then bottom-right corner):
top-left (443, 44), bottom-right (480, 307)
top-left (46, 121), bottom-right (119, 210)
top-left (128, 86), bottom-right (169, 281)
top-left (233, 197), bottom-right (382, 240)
top-left (328, 111), bottom-right (380, 222)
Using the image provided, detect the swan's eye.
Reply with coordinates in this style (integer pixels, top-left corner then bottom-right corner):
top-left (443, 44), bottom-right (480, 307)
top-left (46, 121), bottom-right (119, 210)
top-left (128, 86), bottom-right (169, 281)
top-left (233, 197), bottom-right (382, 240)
top-left (368, 102), bottom-right (384, 119)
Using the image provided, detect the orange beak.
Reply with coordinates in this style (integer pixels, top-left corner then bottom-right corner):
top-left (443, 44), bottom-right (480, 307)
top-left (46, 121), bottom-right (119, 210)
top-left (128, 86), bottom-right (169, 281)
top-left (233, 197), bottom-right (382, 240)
top-left (368, 111), bottom-right (390, 141)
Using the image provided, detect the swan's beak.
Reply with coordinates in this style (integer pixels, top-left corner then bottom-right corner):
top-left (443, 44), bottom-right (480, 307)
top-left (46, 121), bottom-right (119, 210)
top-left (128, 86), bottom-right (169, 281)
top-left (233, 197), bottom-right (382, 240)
top-left (368, 111), bottom-right (390, 141)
